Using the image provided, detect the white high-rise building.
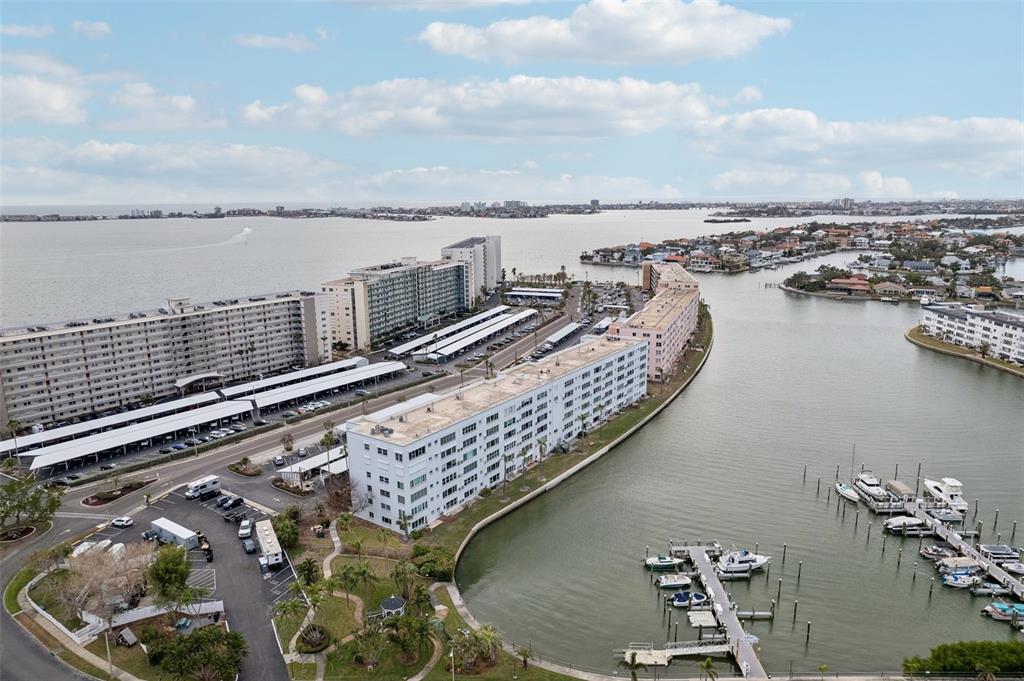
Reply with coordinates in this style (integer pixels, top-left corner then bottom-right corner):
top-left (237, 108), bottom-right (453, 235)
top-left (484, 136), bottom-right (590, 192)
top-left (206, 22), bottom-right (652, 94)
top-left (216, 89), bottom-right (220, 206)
top-left (344, 335), bottom-right (647, 530)
top-left (441, 235), bottom-right (502, 300)
top-left (322, 258), bottom-right (470, 352)
top-left (0, 292), bottom-right (328, 428)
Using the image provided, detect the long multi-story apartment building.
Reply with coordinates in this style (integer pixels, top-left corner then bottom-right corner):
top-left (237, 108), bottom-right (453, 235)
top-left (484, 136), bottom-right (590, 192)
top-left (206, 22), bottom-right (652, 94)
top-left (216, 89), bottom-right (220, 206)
top-left (322, 258), bottom-right (469, 352)
top-left (921, 304), bottom-right (1024, 366)
top-left (610, 263), bottom-right (701, 381)
top-left (0, 292), bottom-right (328, 428)
top-left (345, 335), bottom-right (647, 530)
top-left (441, 235), bottom-right (502, 300)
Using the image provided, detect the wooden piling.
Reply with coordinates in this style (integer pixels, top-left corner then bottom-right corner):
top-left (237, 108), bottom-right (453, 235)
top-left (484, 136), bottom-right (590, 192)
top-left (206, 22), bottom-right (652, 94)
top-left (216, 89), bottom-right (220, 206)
top-left (793, 600), bottom-right (798, 618)
top-left (805, 620), bottom-right (811, 643)
top-left (994, 508), bottom-right (999, 530)
top-left (798, 561), bottom-right (803, 581)
top-left (803, 464), bottom-right (807, 482)
top-left (777, 578), bottom-right (782, 600)
top-left (816, 477), bottom-right (820, 494)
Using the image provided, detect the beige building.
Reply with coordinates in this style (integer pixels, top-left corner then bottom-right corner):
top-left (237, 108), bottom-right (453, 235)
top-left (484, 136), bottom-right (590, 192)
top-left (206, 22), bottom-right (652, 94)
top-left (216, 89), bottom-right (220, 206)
top-left (441, 235), bottom-right (502, 300)
top-left (611, 263), bottom-right (701, 381)
top-left (323, 258), bottom-right (469, 352)
top-left (0, 292), bottom-right (328, 428)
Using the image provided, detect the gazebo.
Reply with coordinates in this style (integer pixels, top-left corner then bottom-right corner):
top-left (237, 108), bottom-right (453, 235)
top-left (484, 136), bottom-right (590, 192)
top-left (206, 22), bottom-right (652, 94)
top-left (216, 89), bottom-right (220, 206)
top-left (380, 595), bottom-right (406, 618)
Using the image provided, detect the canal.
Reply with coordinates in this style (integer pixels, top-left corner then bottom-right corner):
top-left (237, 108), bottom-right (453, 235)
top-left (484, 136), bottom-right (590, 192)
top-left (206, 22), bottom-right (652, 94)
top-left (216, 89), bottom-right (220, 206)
top-left (455, 253), bottom-right (1024, 676)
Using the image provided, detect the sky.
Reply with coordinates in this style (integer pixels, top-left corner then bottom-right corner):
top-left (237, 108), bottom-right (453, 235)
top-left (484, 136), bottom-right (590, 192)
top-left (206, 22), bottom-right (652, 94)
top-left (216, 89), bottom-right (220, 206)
top-left (1, 0), bottom-right (1022, 206)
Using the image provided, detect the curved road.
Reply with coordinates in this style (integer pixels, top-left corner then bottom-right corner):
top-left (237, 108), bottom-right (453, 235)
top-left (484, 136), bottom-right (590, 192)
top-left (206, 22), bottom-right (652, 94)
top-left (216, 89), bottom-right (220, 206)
top-left (0, 299), bottom-right (580, 681)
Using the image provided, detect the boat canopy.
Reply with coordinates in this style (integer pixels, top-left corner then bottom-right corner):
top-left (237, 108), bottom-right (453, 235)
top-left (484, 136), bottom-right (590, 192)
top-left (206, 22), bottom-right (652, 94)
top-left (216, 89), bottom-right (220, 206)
top-left (885, 480), bottom-right (914, 498)
top-left (936, 557), bottom-right (981, 570)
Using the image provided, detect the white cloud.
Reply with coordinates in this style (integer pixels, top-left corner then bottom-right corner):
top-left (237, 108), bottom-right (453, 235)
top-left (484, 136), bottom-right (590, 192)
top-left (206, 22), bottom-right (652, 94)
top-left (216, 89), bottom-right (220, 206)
top-left (0, 74), bottom-right (89, 124)
top-left (711, 168), bottom-right (852, 197)
top-left (108, 82), bottom-right (226, 131)
top-left (341, 0), bottom-right (541, 10)
top-left (314, 26), bottom-right (330, 41)
top-left (0, 24), bottom-right (54, 38)
top-left (0, 52), bottom-right (80, 79)
top-left (419, 0), bottom-right (790, 64)
top-left (858, 171), bottom-right (912, 199)
top-left (71, 20), bottom-right (111, 39)
top-left (244, 75), bottom-right (712, 139)
top-left (733, 86), bottom-right (763, 104)
top-left (234, 32), bottom-right (320, 52)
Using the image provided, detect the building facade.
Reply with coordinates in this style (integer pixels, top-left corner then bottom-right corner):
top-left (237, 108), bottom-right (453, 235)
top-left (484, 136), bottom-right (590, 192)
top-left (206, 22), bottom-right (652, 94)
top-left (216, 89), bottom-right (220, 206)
top-left (0, 292), bottom-right (328, 428)
top-left (921, 304), bottom-right (1024, 365)
top-left (612, 263), bottom-right (701, 381)
top-left (441, 235), bottom-right (502, 299)
top-left (322, 258), bottom-right (470, 352)
top-left (345, 336), bottom-right (648, 529)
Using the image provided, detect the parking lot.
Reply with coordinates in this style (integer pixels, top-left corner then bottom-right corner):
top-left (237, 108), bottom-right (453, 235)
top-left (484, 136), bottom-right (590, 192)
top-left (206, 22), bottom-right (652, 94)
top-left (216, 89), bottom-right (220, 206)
top-left (71, 486), bottom-right (294, 681)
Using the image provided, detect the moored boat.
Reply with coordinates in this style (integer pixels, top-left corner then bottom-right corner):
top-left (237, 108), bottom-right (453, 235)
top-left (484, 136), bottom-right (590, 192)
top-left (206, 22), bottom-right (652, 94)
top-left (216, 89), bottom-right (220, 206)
top-left (854, 471), bottom-right (888, 502)
top-left (666, 591), bottom-right (708, 608)
top-left (978, 544), bottom-right (1020, 564)
top-left (971, 581), bottom-right (1011, 596)
top-left (883, 516), bottom-right (933, 536)
top-left (983, 600), bottom-right (1024, 621)
top-left (942, 573), bottom-right (979, 589)
top-left (936, 556), bottom-right (984, 575)
top-left (834, 481), bottom-right (860, 503)
top-left (923, 477), bottom-right (970, 512)
top-left (920, 544), bottom-right (958, 562)
top-left (644, 554), bottom-right (686, 571)
top-left (716, 549), bottom-right (770, 574)
top-left (1002, 562), bottom-right (1024, 576)
top-left (927, 508), bottom-right (964, 524)
top-left (654, 574), bottom-right (692, 589)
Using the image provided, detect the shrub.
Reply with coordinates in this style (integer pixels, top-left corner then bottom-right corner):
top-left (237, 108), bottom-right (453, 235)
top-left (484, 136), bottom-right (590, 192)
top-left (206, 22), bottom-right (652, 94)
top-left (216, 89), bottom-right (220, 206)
top-left (478, 487), bottom-right (492, 498)
top-left (296, 624), bottom-right (331, 654)
top-left (271, 516), bottom-right (299, 548)
top-left (411, 544), bottom-right (430, 558)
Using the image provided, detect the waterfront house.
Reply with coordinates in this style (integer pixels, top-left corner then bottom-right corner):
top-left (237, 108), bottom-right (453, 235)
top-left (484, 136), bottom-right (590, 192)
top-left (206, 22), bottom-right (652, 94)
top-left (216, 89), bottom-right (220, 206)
top-left (874, 282), bottom-right (907, 297)
top-left (902, 260), bottom-right (936, 273)
top-left (827, 277), bottom-right (871, 296)
top-left (907, 286), bottom-right (940, 299)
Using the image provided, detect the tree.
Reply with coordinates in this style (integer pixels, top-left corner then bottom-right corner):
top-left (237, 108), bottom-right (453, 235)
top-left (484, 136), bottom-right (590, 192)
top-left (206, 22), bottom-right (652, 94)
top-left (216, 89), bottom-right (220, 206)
top-left (390, 560), bottom-right (418, 600)
top-left (149, 545), bottom-right (191, 600)
top-left (353, 561), bottom-right (378, 608)
top-left (337, 512), bottom-right (353, 533)
top-left (296, 557), bottom-right (320, 586)
top-left (156, 625), bottom-right (248, 681)
top-left (337, 563), bottom-right (358, 604)
top-left (271, 516), bottom-right (299, 548)
top-left (280, 433), bottom-right (294, 452)
top-left (477, 625), bottom-right (502, 665)
top-left (397, 511), bottom-right (410, 540)
top-left (32, 541), bottom-right (72, 571)
top-left (376, 527), bottom-right (393, 557)
top-left (411, 583), bottom-right (432, 614)
top-left (619, 651), bottom-right (647, 681)
top-left (979, 341), bottom-right (991, 358)
top-left (5, 419), bottom-right (21, 454)
top-left (818, 663), bottom-right (828, 681)
top-left (0, 478), bottom-right (62, 531)
top-left (387, 615), bottom-right (430, 662)
top-left (700, 656), bottom-right (719, 681)
top-left (352, 621), bottom-right (387, 667)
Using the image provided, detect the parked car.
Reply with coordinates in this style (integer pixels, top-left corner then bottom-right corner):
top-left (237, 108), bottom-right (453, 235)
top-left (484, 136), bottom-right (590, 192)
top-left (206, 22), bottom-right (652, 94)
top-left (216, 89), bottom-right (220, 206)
top-left (111, 516), bottom-right (134, 528)
top-left (354, 389), bottom-right (370, 397)
top-left (282, 411), bottom-right (297, 418)
top-left (238, 519), bottom-right (253, 539)
top-left (99, 463), bottom-right (118, 471)
top-left (273, 456), bottom-right (286, 466)
top-left (141, 530), bottom-right (158, 541)
top-left (298, 448), bottom-right (308, 458)
top-left (66, 474), bottom-right (81, 480)
top-left (230, 423), bottom-right (246, 432)
top-left (242, 539), bottom-right (257, 554)
top-left (159, 447), bottom-right (174, 454)
top-left (171, 443), bottom-right (187, 451)
top-left (183, 438), bottom-right (200, 446)
top-left (253, 419), bottom-right (268, 426)
top-left (214, 495), bottom-right (232, 507)
top-left (224, 496), bottom-right (244, 510)
top-left (422, 370), bottom-right (436, 377)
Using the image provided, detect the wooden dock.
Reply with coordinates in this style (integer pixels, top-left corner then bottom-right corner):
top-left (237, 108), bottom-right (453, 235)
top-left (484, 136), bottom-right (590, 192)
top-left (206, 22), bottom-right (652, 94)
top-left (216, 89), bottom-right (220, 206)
top-left (905, 500), bottom-right (1024, 600)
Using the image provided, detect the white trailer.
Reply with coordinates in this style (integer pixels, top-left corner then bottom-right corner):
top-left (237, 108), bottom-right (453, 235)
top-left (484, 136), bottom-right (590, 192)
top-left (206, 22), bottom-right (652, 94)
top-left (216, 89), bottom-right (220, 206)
top-left (184, 475), bottom-right (221, 500)
top-left (151, 517), bottom-right (199, 550)
top-left (254, 518), bottom-right (284, 567)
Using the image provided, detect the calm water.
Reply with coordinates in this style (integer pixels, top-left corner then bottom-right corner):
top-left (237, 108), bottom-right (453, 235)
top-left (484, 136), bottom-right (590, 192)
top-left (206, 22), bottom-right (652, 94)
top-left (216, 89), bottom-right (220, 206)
top-left (2, 210), bottom-right (1022, 674)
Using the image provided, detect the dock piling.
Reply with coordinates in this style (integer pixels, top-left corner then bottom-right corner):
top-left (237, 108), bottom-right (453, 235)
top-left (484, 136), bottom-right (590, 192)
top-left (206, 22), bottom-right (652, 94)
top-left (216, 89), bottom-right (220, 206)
top-left (882, 535), bottom-right (886, 553)
top-left (816, 477), bottom-right (820, 495)
top-left (994, 508), bottom-right (999, 531)
top-left (1012, 520), bottom-right (1017, 541)
top-left (805, 621), bottom-right (811, 643)
top-left (855, 509), bottom-right (860, 529)
top-left (974, 499), bottom-right (979, 519)
top-left (673, 621), bottom-right (678, 643)
top-left (803, 464), bottom-right (807, 482)
top-left (894, 463), bottom-right (899, 478)
top-left (827, 486), bottom-right (831, 503)
top-left (798, 561), bottom-right (803, 581)
top-left (929, 577), bottom-right (935, 596)
top-left (765, 563), bottom-right (771, 582)
top-left (834, 464), bottom-right (839, 481)
top-left (867, 521), bottom-right (872, 540)
top-left (777, 578), bottom-right (783, 601)
top-left (913, 561), bottom-right (918, 580)
top-left (898, 548), bottom-right (902, 566)
top-left (793, 600), bottom-right (798, 619)
top-left (782, 543), bottom-right (787, 563)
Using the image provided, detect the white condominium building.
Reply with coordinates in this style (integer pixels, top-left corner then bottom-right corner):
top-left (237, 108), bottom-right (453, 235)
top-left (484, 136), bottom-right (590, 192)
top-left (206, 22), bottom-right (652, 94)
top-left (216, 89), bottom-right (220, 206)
top-left (921, 304), bottom-right (1024, 366)
top-left (345, 335), bottom-right (648, 530)
top-left (441, 235), bottom-right (502, 299)
top-left (0, 292), bottom-right (328, 428)
top-left (322, 258), bottom-right (469, 352)
top-left (642, 261), bottom-right (700, 293)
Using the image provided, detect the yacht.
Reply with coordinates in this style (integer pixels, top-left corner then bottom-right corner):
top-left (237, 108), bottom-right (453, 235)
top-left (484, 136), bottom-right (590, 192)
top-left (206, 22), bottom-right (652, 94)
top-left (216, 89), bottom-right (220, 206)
top-left (984, 601), bottom-right (1024, 621)
top-left (883, 516), bottom-right (933, 536)
top-left (936, 557), bottom-right (983, 575)
top-left (919, 544), bottom-right (957, 562)
top-left (942, 573), bottom-right (979, 589)
top-left (854, 471), bottom-right (888, 502)
top-left (666, 591), bottom-right (708, 608)
top-left (978, 544), bottom-right (1019, 564)
top-left (644, 554), bottom-right (686, 571)
top-left (923, 477), bottom-right (969, 512)
top-left (1002, 561), bottom-right (1024, 576)
top-left (834, 481), bottom-right (860, 503)
top-left (654, 574), bottom-right (692, 589)
top-left (927, 508), bottom-right (964, 524)
top-left (716, 549), bottom-right (770, 574)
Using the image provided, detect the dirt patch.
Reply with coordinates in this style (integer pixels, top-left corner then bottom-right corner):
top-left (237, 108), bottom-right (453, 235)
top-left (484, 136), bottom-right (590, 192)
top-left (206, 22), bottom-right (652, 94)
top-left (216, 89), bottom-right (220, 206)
top-left (0, 526), bottom-right (36, 542)
top-left (15, 612), bottom-right (65, 651)
top-left (272, 477), bottom-right (314, 497)
top-left (228, 463), bottom-right (262, 476)
top-left (83, 478), bottom-right (156, 506)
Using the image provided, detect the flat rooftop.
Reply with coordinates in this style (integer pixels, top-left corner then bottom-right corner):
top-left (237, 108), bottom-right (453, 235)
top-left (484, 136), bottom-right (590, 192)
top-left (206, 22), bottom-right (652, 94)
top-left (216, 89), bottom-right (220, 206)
top-left (348, 335), bottom-right (644, 445)
top-left (618, 289), bottom-right (697, 331)
top-left (926, 305), bottom-right (1024, 330)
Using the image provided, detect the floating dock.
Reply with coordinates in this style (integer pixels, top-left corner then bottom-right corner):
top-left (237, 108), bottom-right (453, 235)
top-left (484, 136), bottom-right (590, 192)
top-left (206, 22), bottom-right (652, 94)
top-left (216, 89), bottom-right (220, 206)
top-left (905, 500), bottom-right (1024, 600)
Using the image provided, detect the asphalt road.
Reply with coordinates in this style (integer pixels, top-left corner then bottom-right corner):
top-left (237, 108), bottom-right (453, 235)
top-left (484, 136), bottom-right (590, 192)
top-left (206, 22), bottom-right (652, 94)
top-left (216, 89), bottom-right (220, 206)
top-left (0, 293), bottom-right (582, 681)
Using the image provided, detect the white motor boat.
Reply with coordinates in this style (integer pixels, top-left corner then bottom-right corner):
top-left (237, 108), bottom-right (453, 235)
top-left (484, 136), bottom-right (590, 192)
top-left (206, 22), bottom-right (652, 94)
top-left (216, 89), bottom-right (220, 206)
top-left (834, 481), bottom-right (860, 503)
top-left (655, 574), bottom-right (692, 589)
top-left (923, 477), bottom-right (969, 512)
top-left (666, 591), bottom-right (708, 608)
top-left (716, 549), bottom-right (770, 574)
top-left (942, 573), bottom-right (979, 589)
top-left (854, 471), bottom-right (888, 502)
top-left (644, 554), bottom-right (686, 571)
top-left (1002, 561), bottom-right (1024, 576)
top-left (883, 516), bottom-right (933, 536)
top-left (927, 508), bottom-right (964, 524)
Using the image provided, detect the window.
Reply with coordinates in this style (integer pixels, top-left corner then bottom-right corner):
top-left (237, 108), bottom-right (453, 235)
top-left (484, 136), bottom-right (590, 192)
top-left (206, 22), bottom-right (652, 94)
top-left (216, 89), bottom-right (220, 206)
top-left (379, 475), bottom-right (389, 484)
top-left (462, 423), bottom-right (477, 434)
top-left (486, 413), bottom-right (499, 423)
top-left (440, 432), bottom-right (455, 445)
top-left (409, 446), bottom-right (426, 460)
top-left (377, 447), bottom-right (388, 456)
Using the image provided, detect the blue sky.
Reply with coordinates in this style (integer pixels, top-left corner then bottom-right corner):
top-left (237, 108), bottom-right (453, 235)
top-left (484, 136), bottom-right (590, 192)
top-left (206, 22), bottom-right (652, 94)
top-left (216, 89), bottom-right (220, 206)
top-left (2, 0), bottom-right (1021, 205)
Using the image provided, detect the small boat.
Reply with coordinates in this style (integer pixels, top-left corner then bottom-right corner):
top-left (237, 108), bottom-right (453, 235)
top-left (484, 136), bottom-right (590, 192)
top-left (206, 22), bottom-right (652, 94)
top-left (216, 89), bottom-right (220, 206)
top-left (1002, 562), bottom-right (1024, 576)
top-left (922, 477), bottom-right (969, 512)
top-left (834, 482), bottom-right (860, 503)
top-left (978, 544), bottom-right (1020, 564)
top-left (936, 557), bottom-right (984, 575)
top-left (854, 471), bottom-right (888, 502)
top-left (879, 296), bottom-right (899, 304)
top-left (716, 549), bottom-right (770, 574)
top-left (983, 601), bottom-right (1024, 621)
top-left (920, 544), bottom-right (958, 562)
top-left (666, 591), bottom-right (708, 608)
top-left (655, 574), bottom-right (692, 589)
top-left (644, 555), bottom-right (686, 571)
top-left (942, 573), bottom-right (979, 589)
top-left (927, 508), bottom-right (963, 524)
top-left (971, 581), bottom-right (1011, 596)
top-left (883, 516), bottom-right (933, 536)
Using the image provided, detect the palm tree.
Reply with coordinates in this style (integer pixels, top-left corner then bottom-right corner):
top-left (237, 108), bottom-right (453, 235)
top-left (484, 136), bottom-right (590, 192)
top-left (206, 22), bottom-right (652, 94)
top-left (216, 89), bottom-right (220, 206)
top-left (390, 560), bottom-right (418, 600)
top-left (818, 663), bottom-right (829, 681)
top-left (618, 651), bottom-right (647, 681)
top-left (349, 538), bottom-right (365, 557)
top-left (976, 663), bottom-right (999, 681)
top-left (501, 453), bottom-right (514, 500)
top-left (700, 657), bottom-right (718, 681)
top-left (979, 341), bottom-right (991, 358)
top-left (280, 433), bottom-right (294, 452)
top-left (337, 512), bottom-right (353, 534)
top-left (337, 563), bottom-right (358, 604)
top-left (376, 527), bottom-right (392, 557)
top-left (397, 511), bottom-right (410, 540)
top-left (518, 446), bottom-right (531, 491)
top-left (353, 561), bottom-right (377, 612)
top-left (476, 625), bottom-right (502, 664)
top-left (6, 419), bottom-right (22, 456)
top-left (411, 583), bottom-right (432, 614)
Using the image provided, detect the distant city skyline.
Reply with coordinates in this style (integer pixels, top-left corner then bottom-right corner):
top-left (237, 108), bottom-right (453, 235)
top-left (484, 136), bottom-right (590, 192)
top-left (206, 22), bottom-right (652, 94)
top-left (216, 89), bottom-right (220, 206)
top-left (1, 0), bottom-right (1022, 205)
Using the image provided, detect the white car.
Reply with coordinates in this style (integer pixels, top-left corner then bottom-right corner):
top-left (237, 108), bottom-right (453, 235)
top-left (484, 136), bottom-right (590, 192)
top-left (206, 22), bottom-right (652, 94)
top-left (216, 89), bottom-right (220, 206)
top-left (238, 519), bottom-right (253, 539)
top-left (111, 516), bottom-right (134, 528)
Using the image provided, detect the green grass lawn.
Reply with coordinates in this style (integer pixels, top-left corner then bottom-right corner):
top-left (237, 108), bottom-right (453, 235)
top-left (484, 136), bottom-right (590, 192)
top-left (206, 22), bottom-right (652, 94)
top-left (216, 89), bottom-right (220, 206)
top-left (4, 566), bottom-right (38, 614)
top-left (58, 650), bottom-right (114, 681)
top-left (86, 637), bottom-right (171, 680)
top-left (908, 325), bottom-right (1024, 376)
top-left (339, 523), bottom-right (409, 559)
top-left (315, 593), bottom-right (359, 642)
top-left (324, 639), bottom-right (432, 681)
top-left (289, 662), bottom-right (318, 680)
top-left (330, 554), bottom-right (431, 614)
top-left (28, 570), bottom-right (85, 631)
top-left (275, 611), bottom-right (305, 652)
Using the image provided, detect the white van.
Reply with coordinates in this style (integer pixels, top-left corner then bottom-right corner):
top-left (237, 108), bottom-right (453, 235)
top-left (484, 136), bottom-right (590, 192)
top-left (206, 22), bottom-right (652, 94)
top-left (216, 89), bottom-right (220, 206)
top-left (184, 475), bottom-right (221, 500)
